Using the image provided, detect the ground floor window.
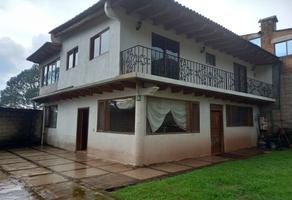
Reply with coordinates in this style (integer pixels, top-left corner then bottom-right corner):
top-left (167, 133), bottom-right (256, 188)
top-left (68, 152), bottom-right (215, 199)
top-left (226, 105), bottom-right (253, 127)
top-left (97, 98), bottom-right (135, 133)
top-left (147, 98), bottom-right (200, 134)
top-left (45, 105), bottom-right (58, 128)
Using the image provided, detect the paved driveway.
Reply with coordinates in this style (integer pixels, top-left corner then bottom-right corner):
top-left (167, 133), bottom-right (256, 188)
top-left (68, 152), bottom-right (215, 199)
top-left (0, 146), bottom-right (261, 199)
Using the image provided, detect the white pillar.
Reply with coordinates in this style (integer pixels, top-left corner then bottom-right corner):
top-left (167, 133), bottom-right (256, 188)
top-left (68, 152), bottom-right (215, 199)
top-left (133, 95), bottom-right (146, 166)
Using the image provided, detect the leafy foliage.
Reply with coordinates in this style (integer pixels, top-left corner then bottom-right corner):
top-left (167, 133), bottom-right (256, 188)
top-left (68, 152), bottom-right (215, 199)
top-left (0, 64), bottom-right (40, 109)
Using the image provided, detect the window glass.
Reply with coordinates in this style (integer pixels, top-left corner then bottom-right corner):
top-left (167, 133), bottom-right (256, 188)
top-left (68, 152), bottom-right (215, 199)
top-left (74, 49), bottom-right (78, 66)
top-left (275, 42), bottom-right (287, 57)
top-left (45, 105), bottom-right (58, 128)
top-left (42, 66), bottom-right (47, 86)
top-left (226, 105), bottom-right (253, 127)
top-left (101, 30), bottom-right (109, 54)
top-left (68, 53), bottom-right (74, 69)
top-left (93, 36), bottom-right (100, 58)
top-left (206, 53), bottom-right (216, 66)
top-left (97, 98), bottom-right (135, 133)
top-left (250, 38), bottom-right (261, 47)
top-left (47, 65), bottom-right (52, 85)
top-left (287, 40), bottom-right (292, 55)
top-left (42, 59), bottom-right (60, 87)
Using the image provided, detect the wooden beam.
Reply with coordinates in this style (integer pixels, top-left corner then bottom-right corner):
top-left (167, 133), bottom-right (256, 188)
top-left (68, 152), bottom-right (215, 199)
top-left (176, 23), bottom-right (206, 35)
top-left (164, 18), bottom-right (192, 30)
top-left (153, 11), bottom-right (183, 26)
top-left (143, 4), bottom-right (171, 21)
top-left (186, 27), bottom-right (211, 39)
top-left (127, 0), bottom-right (153, 14)
top-left (121, 81), bottom-right (136, 89)
top-left (110, 83), bottom-right (124, 91)
top-left (196, 31), bottom-right (223, 43)
top-left (171, 86), bottom-right (182, 93)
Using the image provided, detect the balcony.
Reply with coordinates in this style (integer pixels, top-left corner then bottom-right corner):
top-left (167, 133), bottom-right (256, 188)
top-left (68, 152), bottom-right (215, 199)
top-left (120, 45), bottom-right (273, 98)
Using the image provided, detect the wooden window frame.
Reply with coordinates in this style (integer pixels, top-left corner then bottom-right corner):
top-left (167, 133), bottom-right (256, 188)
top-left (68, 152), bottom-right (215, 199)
top-left (226, 105), bottom-right (253, 127)
top-left (90, 28), bottom-right (109, 60)
top-left (146, 97), bottom-right (200, 134)
top-left (66, 47), bottom-right (78, 70)
top-left (97, 97), bottom-right (135, 133)
top-left (188, 102), bottom-right (200, 133)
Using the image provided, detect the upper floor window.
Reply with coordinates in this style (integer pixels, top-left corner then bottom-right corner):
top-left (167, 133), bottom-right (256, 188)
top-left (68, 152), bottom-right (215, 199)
top-left (67, 47), bottom-right (78, 69)
top-left (275, 40), bottom-right (292, 57)
top-left (250, 37), bottom-right (261, 47)
top-left (42, 59), bottom-right (60, 87)
top-left (90, 28), bottom-right (109, 60)
top-left (206, 53), bottom-right (216, 66)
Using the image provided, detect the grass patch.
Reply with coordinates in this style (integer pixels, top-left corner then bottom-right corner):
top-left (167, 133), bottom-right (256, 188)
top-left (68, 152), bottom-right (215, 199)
top-left (112, 150), bottom-right (292, 200)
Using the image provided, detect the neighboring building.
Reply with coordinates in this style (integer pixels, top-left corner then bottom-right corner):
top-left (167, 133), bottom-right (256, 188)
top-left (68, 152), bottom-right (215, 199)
top-left (242, 16), bottom-right (292, 129)
top-left (27, 0), bottom-right (279, 166)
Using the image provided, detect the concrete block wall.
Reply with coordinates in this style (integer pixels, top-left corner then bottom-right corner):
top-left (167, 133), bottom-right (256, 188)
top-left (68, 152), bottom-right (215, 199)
top-left (0, 107), bottom-right (43, 147)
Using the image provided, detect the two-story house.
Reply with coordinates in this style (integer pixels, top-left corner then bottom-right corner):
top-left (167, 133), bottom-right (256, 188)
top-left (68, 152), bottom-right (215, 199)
top-left (27, 0), bottom-right (280, 166)
top-left (242, 16), bottom-right (291, 130)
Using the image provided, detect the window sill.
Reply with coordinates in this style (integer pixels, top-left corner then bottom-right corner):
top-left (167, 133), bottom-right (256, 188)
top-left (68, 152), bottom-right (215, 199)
top-left (96, 131), bottom-right (134, 135)
top-left (146, 132), bottom-right (200, 135)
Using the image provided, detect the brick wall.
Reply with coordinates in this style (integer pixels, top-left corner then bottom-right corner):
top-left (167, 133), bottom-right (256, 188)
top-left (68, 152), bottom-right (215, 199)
top-left (0, 107), bottom-right (43, 148)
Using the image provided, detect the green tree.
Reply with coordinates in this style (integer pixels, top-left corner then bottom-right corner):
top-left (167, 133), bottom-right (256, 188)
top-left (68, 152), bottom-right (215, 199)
top-left (0, 64), bottom-right (40, 109)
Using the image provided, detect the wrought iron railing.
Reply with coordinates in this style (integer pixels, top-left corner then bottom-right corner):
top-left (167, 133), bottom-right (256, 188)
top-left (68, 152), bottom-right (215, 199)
top-left (120, 45), bottom-right (273, 98)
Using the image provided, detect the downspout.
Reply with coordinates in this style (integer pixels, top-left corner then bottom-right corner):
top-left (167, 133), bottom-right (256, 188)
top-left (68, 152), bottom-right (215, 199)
top-left (41, 105), bottom-right (46, 148)
top-left (104, 0), bottom-right (118, 19)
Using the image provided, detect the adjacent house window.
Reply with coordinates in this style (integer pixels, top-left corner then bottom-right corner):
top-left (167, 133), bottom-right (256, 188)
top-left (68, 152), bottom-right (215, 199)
top-left (90, 28), bottom-right (109, 59)
top-left (97, 97), bottom-right (135, 133)
top-left (206, 53), bottom-right (216, 66)
top-left (147, 98), bottom-right (200, 134)
top-left (250, 37), bottom-right (261, 47)
top-left (45, 105), bottom-right (58, 128)
top-left (67, 47), bottom-right (78, 69)
top-left (42, 59), bottom-right (60, 86)
top-left (226, 105), bottom-right (253, 127)
top-left (275, 40), bottom-right (292, 57)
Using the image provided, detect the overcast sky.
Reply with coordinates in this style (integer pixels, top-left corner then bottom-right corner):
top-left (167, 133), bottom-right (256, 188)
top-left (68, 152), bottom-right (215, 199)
top-left (0, 0), bottom-right (291, 90)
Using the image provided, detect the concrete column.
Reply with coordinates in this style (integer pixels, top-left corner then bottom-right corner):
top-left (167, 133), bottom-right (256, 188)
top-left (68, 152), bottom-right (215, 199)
top-left (133, 95), bottom-right (147, 166)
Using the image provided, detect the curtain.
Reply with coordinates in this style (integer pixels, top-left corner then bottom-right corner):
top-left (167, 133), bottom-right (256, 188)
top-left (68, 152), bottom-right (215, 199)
top-left (147, 98), bottom-right (187, 132)
top-left (113, 98), bottom-right (135, 110)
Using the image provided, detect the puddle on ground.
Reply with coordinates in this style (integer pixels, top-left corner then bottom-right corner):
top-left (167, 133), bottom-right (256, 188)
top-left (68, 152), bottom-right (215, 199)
top-left (0, 172), bottom-right (41, 200)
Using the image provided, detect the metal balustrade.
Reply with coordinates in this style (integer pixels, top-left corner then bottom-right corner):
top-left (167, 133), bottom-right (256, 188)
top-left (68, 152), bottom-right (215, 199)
top-left (120, 45), bottom-right (273, 98)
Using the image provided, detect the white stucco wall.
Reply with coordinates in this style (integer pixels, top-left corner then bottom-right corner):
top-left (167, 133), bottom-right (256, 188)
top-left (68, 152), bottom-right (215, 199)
top-left (118, 9), bottom-right (273, 83)
top-left (45, 88), bottom-right (259, 166)
top-left (39, 7), bottom-right (273, 96)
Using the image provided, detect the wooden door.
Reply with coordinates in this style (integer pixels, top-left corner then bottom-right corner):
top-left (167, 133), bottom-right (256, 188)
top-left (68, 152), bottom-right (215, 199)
top-left (76, 108), bottom-right (89, 151)
top-left (210, 105), bottom-right (224, 155)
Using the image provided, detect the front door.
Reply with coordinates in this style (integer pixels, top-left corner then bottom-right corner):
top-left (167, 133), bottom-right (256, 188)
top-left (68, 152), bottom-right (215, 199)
top-left (76, 108), bottom-right (89, 151)
top-left (210, 105), bottom-right (224, 155)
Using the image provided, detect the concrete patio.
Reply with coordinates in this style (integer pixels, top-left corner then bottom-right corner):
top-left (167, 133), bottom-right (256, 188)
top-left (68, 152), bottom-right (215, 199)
top-left (0, 146), bottom-right (263, 199)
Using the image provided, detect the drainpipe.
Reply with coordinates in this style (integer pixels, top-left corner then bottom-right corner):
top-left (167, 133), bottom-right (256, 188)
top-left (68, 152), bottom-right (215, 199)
top-left (104, 0), bottom-right (118, 19)
top-left (41, 105), bottom-right (46, 148)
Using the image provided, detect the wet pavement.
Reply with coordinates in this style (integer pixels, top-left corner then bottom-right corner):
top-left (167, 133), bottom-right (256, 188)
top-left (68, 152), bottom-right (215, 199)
top-left (0, 146), bottom-right (262, 199)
